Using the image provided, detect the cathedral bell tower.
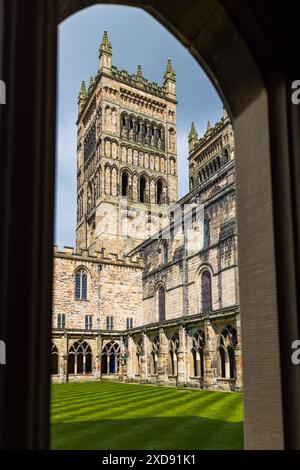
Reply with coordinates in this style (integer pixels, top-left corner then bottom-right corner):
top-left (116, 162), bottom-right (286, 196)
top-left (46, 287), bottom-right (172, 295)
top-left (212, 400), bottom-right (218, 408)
top-left (75, 32), bottom-right (178, 256)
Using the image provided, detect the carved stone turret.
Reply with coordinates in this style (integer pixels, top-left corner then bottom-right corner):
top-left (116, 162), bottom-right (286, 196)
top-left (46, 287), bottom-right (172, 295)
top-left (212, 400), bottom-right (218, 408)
top-left (163, 58), bottom-right (176, 99)
top-left (99, 30), bottom-right (112, 73)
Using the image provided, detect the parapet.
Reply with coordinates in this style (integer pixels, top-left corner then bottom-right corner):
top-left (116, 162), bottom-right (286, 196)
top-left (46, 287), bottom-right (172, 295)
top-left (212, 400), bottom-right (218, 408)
top-left (53, 245), bottom-right (144, 268)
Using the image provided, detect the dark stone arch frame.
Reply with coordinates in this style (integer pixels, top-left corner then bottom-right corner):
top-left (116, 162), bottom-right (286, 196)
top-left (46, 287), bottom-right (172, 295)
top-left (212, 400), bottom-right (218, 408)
top-left (0, 0), bottom-right (299, 451)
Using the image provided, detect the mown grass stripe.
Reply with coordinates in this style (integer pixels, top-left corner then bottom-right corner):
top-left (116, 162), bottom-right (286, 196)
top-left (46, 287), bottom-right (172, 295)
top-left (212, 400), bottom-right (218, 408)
top-left (51, 381), bottom-right (244, 450)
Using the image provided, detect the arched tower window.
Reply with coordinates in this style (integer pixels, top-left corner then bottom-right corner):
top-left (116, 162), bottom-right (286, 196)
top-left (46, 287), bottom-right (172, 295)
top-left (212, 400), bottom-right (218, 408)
top-left (201, 270), bottom-right (212, 311)
top-left (223, 148), bottom-right (229, 164)
top-left (157, 285), bottom-right (166, 321)
top-left (121, 171), bottom-right (129, 197)
top-left (162, 242), bottom-right (168, 264)
top-left (190, 176), bottom-right (194, 190)
top-left (156, 179), bottom-right (164, 204)
top-left (75, 268), bottom-right (88, 300)
top-left (204, 219), bottom-right (210, 247)
top-left (139, 176), bottom-right (147, 203)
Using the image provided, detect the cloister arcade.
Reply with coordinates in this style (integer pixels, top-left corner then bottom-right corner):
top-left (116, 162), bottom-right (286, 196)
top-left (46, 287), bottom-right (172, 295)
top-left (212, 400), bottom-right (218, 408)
top-left (51, 320), bottom-right (239, 391)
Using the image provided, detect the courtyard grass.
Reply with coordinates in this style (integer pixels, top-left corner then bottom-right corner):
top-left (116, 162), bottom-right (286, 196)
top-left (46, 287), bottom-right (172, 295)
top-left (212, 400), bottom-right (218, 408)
top-left (51, 381), bottom-right (244, 450)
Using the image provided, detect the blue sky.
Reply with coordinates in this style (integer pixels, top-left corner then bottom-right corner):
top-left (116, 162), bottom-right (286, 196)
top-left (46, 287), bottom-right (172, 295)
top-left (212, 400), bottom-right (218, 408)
top-left (55, 4), bottom-right (223, 248)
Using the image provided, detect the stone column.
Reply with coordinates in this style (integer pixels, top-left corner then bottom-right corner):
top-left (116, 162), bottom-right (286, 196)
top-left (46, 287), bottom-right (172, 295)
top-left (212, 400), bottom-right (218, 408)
top-left (140, 332), bottom-right (148, 383)
top-left (95, 333), bottom-right (102, 380)
top-left (177, 324), bottom-right (186, 386)
top-left (60, 333), bottom-right (68, 383)
top-left (235, 314), bottom-right (243, 390)
top-left (203, 319), bottom-right (214, 389)
top-left (126, 335), bottom-right (134, 382)
top-left (157, 328), bottom-right (167, 386)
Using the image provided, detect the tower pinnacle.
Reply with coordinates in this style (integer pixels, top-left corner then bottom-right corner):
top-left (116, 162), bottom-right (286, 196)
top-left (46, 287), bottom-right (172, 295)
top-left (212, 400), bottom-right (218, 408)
top-left (163, 58), bottom-right (176, 99)
top-left (99, 30), bottom-right (112, 72)
top-left (188, 122), bottom-right (198, 152)
top-left (88, 76), bottom-right (94, 93)
top-left (137, 64), bottom-right (143, 80)
top-left (163, 58), bottom-right (176, 82)
top-left (78, 80), bottom-right (87, 113)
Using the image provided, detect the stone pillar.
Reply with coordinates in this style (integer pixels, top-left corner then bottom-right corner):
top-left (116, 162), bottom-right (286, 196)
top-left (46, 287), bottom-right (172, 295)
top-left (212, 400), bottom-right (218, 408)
top-left (203, 319), bottom-right (214, 389)
top-left (126, 335), bottom-right (134, 382)
top-left (177, 325), bottom-right (186, 386)
top-left (95, 334), bottom-right (102, 380)
top-left (140, 332), bottom-right (148, 383)
top-left (157, 328), bottom-right (167, 386)
top-left (60, 333), bottom-right (68, 383)
top-left (235, 314), bottom-right (243, 390)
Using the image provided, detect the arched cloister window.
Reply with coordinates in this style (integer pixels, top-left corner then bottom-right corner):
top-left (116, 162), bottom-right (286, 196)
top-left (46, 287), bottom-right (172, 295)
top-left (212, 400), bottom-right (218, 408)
top-left (75, 268), bottom-right (88, 300)
top-left (168, 334), bottom-right (179, 376)
top-left (150, 337), bottom-right (159, 375)
top-left (67, 340), bottom-right (92, 375)
top-left (201, 270), bottom-right (212, 311)
top-left (218, 326), bottom-right (237, 379)
top-left (190, 348), bottom-right (197, 377)
top-left (139, 175), bottom-right (147, 203)
top-left (121, 171), bottom-right (129, 197)
top-left (51, 343), bottom-right (59, 375)
top-left (190, 330), bottom-right (205, 377)
top-left (218, 346), bottom-right (226, 378)
top-left (101, 341), bottom-right (120, 374)
top-left (157, 285), bottom-right (166, 321)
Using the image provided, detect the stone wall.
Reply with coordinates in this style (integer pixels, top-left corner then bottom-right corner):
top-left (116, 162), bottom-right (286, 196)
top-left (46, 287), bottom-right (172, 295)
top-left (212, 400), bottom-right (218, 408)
top-left (52, 247), bottom-right (143, 332)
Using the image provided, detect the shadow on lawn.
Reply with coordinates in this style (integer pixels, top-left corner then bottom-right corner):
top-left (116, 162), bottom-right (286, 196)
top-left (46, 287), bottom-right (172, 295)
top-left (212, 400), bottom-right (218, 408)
top-left (51, 416), bottom-right (244, 450)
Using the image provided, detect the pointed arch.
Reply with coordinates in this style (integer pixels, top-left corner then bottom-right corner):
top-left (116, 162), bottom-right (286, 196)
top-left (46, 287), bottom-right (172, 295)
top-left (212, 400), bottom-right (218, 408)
top-left (156, 283), bottom-right (166, 321)
top-left (217, 326), bottom-right (237, 379)
top-left (51, 343), bottom-right (59, 375)
top-left (67, 340), bottom-right (92, 375)
top-left (101, 341), bottom-right (121, 374)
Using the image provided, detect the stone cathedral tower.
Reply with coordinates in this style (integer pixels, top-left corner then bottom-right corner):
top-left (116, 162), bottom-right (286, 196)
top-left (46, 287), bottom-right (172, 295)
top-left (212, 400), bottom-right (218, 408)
top-left (76, 31), bottom-right (178, 255)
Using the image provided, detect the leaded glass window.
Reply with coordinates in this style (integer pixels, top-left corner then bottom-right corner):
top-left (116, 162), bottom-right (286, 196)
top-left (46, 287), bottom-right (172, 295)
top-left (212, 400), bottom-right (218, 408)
top-left (201, 271), bottom-right (212, 311)
top-left (85, 315), bottom-right (92, 330)
top-left (106, 316), bottom-right (114, 331)
top-left (75, 268), bottom-right (88, 300)
top-left (57, 313), bottom-right (65, 329)
top-left (158, 286), bottom-right (166, 321)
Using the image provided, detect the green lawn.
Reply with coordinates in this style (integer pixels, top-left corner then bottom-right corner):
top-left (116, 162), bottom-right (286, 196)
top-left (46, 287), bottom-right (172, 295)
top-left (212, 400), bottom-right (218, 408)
top-left (51, 381), bottom-right (244, 450)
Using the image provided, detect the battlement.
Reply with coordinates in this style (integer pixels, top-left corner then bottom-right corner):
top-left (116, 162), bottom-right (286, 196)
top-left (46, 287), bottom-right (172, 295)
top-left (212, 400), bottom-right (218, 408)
top-left (78, 31), bottom-right (176, 117)
top-left (111, 65), bottom-right (167, 98)
top-left (53, 245), bottom-right (144, 268)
